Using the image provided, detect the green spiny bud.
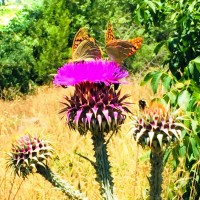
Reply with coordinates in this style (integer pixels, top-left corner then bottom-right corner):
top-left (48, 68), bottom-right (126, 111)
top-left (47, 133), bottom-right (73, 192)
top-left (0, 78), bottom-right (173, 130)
top-left (130, 102), bottom-right (183, 151)
top-left (8, 135), bottom-right (53, 178)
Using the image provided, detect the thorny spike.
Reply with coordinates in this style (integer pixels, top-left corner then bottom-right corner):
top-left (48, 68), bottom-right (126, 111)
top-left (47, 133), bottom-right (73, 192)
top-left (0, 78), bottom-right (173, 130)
top-left (157, 134), bottom-right (163, 148)
top-left (148, 131), bottom-right (155, 147)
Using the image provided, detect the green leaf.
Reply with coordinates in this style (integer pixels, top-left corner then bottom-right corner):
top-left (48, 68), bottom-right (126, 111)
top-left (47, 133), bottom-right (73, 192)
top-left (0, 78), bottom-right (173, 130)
top-left (189, 137), bottom-right (200, 160)
top-left (191, 119), bottom-right (198, 133)
top-left (154, 41), bottom-right (165, 55)
top-left (141, 71), bottom-right (156, 86)
top-left (175, 82), bottom-right (185, 89)
top-left (193, 56), bottom-right (200, 72)
top-left (145, 0), bottom-right (156, 13)
top-left (188, 1), bottom-right (197, 12)
top-left (170, 12), bottom-right (177, 21)
top-left (161, 74), bottom-right (171, 91)
top-left (136, 9), bottom-right (143, 23)
top-left (163, 148), bottom-right (172, 165)
top-left (177, 90), bottom-right (191, 110)
top-left (179, 145), bottom-right (187, 157)
top-left (165, 90), bottom-right (179, 105)
top-left (150, 71), bottom-right (162, 94)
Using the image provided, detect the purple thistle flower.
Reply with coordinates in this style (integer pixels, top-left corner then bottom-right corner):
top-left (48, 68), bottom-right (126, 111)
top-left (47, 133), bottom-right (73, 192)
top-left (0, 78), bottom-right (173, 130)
top-left (53, 60), bottom-right (129, 87)
top-left (60, 81), bottom-right (132, 135)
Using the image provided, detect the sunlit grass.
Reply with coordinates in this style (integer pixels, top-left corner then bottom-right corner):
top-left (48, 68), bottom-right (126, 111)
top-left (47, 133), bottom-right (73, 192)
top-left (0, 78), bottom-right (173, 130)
top-left (0, 76), bottom-right (187, 200)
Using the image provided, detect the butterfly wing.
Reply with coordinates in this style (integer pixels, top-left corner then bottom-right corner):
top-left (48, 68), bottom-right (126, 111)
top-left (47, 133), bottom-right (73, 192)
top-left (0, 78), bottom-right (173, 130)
top-left (72, 39), bottom-right (102, 62)
top-left (71, 27), bottom-right (101, 62)
top-left (128, 37), bottom-right (143, 52)
top-left (106, 37), bottom-right (143, 64)
top-left (105, 22), bottom-right (143, 64)
top-left (72, 28), bottom-right (94, 54)
top-left (105, 22), bottom-right (115, 45)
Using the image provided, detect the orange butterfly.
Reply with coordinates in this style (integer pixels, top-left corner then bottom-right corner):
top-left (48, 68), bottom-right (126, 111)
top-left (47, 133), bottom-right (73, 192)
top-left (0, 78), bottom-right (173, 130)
top-left (71, 28), bottom-right (102, 62)
top-left (105, 22), bottom-right (143, 64)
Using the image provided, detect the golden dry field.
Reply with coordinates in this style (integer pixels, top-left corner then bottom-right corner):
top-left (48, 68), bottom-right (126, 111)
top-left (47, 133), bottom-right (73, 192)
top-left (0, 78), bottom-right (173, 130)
top-left (0, 76), bottom-right (185, 200)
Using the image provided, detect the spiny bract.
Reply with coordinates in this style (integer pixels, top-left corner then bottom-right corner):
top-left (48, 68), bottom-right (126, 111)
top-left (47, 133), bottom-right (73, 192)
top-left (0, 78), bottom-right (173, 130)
top-left (60, 81), bottom-right (131, 135)
top-left (130, 102), bottom-right (183, 150)
top-left (8, 135), bottom-right (53, 178)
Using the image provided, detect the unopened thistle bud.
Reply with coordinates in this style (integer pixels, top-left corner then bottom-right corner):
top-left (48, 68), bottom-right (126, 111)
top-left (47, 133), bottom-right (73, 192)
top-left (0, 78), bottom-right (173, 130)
top-left (130, 101), bottom-right (183, 150)
top-left (8, 135), bottom-right (53, 178)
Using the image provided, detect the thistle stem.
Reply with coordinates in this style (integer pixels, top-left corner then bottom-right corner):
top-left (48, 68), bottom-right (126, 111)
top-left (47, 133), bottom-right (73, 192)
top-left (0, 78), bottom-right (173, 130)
top-left (92, 133), bottom-right (116, 200)
top-left (149, 149), bottom-right (164, 200)
top-left (37, 165), bottom-right (88, 200)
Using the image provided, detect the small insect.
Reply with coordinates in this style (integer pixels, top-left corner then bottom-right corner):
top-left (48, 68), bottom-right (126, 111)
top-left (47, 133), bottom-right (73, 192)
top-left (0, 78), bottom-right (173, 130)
top-left (71, 27), bottom-right (102, 62)
top-left (105, 22), bottom-right (143, 64)
top-left (139, 98), bottom-right (147, 111)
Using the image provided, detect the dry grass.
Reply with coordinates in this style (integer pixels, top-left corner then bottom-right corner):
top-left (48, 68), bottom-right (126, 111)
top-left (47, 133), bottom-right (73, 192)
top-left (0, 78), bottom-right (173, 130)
top-left (0, 77), bottom-right (184, 200)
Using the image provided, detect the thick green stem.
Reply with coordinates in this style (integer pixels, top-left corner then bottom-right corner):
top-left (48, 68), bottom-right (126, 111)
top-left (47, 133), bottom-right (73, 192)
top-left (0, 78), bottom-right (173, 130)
top-left (37, 165), bottom-right (88, 200)
top-left (92, 133), bottom-right (116, 200)
top-left (149, 150), bottom-right (164, 200)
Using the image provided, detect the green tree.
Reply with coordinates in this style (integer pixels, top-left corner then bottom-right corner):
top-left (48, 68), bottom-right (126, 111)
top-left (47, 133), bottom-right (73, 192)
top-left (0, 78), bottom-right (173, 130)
top-left (0, 8), bottom-right (37, 99)
top-left (137, 0), bottom-right (200, 198)
top-left (0, 0), bottom-right (71, 99)
top-left (30, 0), bottom-right (71, 84)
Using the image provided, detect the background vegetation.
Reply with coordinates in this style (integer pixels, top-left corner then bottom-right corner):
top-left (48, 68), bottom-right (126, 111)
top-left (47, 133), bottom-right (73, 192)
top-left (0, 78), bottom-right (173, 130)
top-left (0, 0), bottom-right (162, 99)
top-left (0, 0), bottom-right (199, 199)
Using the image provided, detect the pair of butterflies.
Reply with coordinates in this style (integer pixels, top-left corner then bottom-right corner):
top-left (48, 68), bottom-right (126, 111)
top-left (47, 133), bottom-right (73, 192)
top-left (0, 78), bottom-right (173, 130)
top-left (71, 22), bottom-right (143, 64)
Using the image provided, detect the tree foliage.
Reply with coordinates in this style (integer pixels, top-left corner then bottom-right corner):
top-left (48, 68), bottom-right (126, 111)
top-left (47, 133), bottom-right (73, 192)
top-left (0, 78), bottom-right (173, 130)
top-left (0, 1), bottom-right (71, 99)
top-left (138, 0), bottom-right (200, 198)
top-left (1, 0), bottom-right (153, 99)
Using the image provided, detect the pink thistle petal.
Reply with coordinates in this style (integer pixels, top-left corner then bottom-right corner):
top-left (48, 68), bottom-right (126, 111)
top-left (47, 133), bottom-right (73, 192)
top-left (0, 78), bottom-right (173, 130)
top-left (102, 110), bottom-right (109, 123)
top-left (170, 129), bottom-right (180, 140)
top-left (53, 60), bottom-right (129, 86)
top-left (108, 116), bottom-right (112, 128)
top-left (82, 117), bottom-right (87, 129)
top-left (113, 111), bottom-right (118, 124)
top-left (161, 127), bottom-right (170, 137)
top-left (74, 110), bottom-right (82, 127)
top-left (139, 118), bottom-right (144, 126)
top-left (97, 114), bottom-right (102, 130)
top-left (168, 116), bottom-right (174, 127)
top-left (92, 106), bottom-right (98, 118)
top-left (28, 146), bottom-right (32, 152)
top-left (151, 121), bottom-right (157, 130)
top-left (86, 112), bottom-right (93, 128)
top-left (157, 134), bottom-right (163, 147)
top-left (66, 111), bottom-right (71, 122)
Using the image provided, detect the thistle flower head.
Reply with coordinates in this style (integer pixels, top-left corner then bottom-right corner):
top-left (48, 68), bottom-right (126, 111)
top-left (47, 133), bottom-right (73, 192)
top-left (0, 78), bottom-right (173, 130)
top-left (61, 81), bottom-right (131, 135)
top-left (8, 135), bottom-right (53, 179)
top-left (54, 59), bottom-right (131, 135)
top-left (53, 60), bottom-right (128, 87)
top-left (130, 101), bottom-right (183, 151)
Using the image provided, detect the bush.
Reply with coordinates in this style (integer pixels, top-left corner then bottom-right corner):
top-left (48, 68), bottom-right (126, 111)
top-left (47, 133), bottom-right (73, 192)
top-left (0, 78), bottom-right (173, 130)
top-left (136, 0), bottom-right (200, 198)
top-left (0, 8), bottom-right (37, 99)
top-left (0, 1), bottom-right (71, 99)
